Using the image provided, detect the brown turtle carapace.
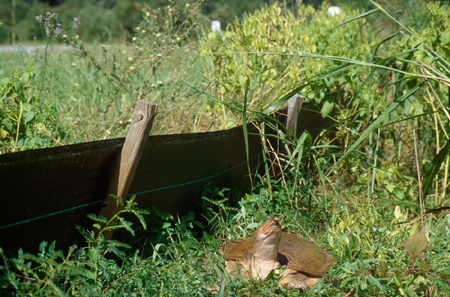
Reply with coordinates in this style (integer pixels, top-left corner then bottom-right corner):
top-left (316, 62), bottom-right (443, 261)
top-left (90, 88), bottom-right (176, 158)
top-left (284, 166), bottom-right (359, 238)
top-left (225, 217), bottom-right (336, 289)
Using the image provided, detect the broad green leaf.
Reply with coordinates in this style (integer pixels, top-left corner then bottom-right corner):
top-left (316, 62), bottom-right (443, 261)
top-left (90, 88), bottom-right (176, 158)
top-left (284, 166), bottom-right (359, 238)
top-left (405, 230), bottom-right (428, 258)
top-left (87, 249), bottom-right (99, 261)
top-left (0, 77), bottom-right (9, 86)
top-left (0, 128), bottom-right (8, 138)
top-left (377, 260), bottom-right (388, 277)
top-left (2, 119), bottom-right (13, 131)
top-left (22, 103), bottom-right (32, 111)
top-left (27, 137), bottom-right (36, 147)
top-left (23, 111), bottom-right (35, 125)
top-left (35, 123), bottom-right (46, 130)
top-left (208, 32), bottom-right (217, 41)
top-left (418, 258), bottom-right (432, 274)
top-left (238, 75), bottom-right (247, 87)
top-left (22, 72), bottom-right (30, 83)
top-left (321, 97), bottom-right (334, 118)
top-left (14, 81), bottom-right (23, 92)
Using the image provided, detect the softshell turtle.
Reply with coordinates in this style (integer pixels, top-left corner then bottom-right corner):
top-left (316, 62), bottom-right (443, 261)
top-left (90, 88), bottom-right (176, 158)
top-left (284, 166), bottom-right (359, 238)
top-left (224, 216), bottom-right (336, 289)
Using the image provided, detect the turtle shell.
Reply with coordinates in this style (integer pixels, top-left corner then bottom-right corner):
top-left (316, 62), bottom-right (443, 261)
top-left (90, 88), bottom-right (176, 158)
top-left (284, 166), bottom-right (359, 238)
top-left (225, 233), bottom-right (336, 277)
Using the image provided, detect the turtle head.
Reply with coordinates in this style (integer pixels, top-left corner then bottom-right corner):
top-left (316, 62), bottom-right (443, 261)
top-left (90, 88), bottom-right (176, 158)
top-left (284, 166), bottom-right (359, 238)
top-left (253, 216), bottom-right (282, 261)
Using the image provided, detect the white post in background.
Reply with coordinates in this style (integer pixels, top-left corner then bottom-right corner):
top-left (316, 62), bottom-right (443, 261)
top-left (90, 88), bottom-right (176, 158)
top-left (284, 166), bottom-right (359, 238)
top-left (211, 20), bottom-right (221, 33)
top-left (328, 6), bottom-right (342, 16)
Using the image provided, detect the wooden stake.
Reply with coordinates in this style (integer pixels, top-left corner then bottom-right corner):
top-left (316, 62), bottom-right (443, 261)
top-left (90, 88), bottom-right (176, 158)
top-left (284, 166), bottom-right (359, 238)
top-left (99, 100), bottom-right (158, 239)
top-left (286, 94), bottom-right (304, 138)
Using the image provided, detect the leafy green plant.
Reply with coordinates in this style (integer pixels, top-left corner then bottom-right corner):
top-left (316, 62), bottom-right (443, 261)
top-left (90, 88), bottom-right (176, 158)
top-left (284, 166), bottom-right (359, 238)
top-left (3, 1), bottom-right (450, 296)
top-left (199, 2), bottom-right (380, 121)
top-left (0, 195), bottom-right (146, 295)
top-left (196, 2), bottom-right (450, 296)
top-left (0, 64), bottom-right (64, 153)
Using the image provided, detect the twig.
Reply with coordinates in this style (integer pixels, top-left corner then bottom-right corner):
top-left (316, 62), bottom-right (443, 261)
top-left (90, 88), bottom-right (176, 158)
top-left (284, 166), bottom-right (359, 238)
top-left (404, 251), bottom-right (417, 276)
top-left (419, 65), bottom-right (450, 121)
top-left (412, 123), bottom-right (425, 227)
top-left (388, 207), bottom-right (450, 237)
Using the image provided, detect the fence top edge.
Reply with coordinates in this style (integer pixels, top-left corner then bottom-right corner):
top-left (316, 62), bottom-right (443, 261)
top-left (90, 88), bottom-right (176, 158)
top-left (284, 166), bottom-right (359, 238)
top-left (0, 122), bottom-right (261, 161)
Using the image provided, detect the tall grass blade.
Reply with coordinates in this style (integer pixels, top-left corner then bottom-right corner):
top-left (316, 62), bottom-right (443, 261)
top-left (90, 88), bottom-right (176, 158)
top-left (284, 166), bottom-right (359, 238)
top-left (326, 9), bottom-right (380, 31)
top-left (242, 82), bottom-right (251, 176)
top-left (422, 138), bottom-right (450, 200)
top-left (218, 278), bottom-right (226, 297)
top-left (332, 83), bottom-right (422, 170)
top-left (372, 32), bottom-right (401, 59)
top-left (369, 0), bottom-right (450, 70)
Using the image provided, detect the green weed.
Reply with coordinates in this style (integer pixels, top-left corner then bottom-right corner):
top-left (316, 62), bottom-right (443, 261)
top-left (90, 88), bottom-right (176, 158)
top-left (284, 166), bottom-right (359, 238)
top-left (2, 1), bottom-right (450, 296)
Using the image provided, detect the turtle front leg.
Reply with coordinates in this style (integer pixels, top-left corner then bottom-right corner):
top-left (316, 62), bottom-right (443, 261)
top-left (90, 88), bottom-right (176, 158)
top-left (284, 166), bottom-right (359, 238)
top-left (279, 269), bottom-right (319, 290)
top-left (225, 260), bottom-right (251, 278)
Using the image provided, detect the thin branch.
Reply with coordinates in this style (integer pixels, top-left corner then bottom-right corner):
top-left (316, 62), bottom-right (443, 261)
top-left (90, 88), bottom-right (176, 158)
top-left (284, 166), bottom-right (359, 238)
top-left (413, 123), bottom-right (425, 227)
top-left (419, 65), bottom-right (450, 121)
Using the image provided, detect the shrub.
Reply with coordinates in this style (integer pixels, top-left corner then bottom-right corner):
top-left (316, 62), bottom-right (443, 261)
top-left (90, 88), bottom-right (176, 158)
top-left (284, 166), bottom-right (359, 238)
top-left (199, 2), bottom-right (380, 120)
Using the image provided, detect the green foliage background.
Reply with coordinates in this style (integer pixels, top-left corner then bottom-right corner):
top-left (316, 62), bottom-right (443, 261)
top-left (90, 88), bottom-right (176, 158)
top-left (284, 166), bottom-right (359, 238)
top-left (0, 0), bottom-right (327, 43)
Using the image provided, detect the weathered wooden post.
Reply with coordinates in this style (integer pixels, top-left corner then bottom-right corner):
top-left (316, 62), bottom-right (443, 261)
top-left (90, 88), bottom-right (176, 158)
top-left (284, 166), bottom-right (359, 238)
top-left (98, 100), bottom-right (158, 239)
top-left (286, 94), bottom-right (304, 139)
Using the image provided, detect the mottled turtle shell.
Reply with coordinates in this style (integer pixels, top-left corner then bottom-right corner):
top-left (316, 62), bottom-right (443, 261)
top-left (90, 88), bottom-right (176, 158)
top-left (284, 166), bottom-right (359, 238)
top-left (225, 233), bottom-right (336, 277)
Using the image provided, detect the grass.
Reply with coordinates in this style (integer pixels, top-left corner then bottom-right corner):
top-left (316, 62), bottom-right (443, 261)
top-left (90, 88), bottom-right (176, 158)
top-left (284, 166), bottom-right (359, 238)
top-left (1, 0), bottom-right (450, 296)
top-left (0, 42), bottom-right (212, 146)
top-left (2, 177), bottom-right (448, 296)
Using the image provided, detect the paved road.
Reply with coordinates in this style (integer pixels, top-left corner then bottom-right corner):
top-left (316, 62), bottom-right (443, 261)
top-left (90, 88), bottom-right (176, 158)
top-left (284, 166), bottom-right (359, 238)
top-left (0, 45), bottom-right (72, 53)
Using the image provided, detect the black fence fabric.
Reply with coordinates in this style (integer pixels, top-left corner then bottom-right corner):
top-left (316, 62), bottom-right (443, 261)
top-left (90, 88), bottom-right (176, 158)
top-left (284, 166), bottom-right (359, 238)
top-left (0, 125), bottom-right (261, 253)
top-left (0, 138), bottom-right (124, 252)
top-left (0, 105), bottom-right (329, 253)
